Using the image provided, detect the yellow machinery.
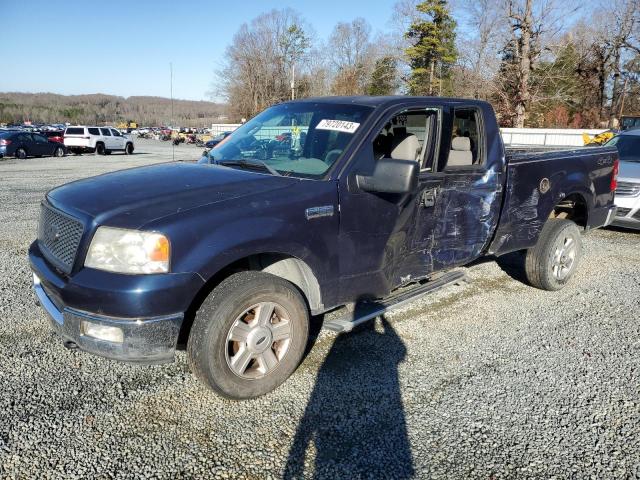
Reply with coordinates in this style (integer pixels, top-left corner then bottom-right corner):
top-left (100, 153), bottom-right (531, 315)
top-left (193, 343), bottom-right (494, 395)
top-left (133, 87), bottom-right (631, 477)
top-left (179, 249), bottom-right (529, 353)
top-left (582, 130), bottom-right (615, 146)
top-left (117, 121), bottom-right (138, 132)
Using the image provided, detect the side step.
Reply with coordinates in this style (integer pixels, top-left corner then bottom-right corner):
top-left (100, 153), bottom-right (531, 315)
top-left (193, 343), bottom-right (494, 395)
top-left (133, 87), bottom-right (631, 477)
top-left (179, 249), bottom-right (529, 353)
top-left (322, 270), bottom-right (466, 333)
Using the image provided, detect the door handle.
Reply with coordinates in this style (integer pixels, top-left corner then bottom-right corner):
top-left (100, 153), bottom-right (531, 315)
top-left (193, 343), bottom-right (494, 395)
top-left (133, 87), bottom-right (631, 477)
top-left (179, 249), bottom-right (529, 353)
top-left (421, 187), bottom-right (438, 208)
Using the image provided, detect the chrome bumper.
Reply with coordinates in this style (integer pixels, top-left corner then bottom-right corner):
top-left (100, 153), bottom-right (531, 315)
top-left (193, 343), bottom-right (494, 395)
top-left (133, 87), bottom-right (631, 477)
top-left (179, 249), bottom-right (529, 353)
top-left (33, 273), bottom-right (183, 364)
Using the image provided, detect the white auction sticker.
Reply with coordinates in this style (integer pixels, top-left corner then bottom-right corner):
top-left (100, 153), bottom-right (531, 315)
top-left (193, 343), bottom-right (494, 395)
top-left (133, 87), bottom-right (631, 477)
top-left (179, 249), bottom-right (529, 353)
top-left (316, 119), bottom-right (360, 134)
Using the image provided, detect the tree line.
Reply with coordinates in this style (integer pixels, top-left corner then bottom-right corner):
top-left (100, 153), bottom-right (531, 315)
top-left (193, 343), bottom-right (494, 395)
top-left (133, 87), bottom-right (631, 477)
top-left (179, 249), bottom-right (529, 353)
top-left (216, 0), bottom-right (640, 128)
top-left (0, 92), bottom-right (225, 127)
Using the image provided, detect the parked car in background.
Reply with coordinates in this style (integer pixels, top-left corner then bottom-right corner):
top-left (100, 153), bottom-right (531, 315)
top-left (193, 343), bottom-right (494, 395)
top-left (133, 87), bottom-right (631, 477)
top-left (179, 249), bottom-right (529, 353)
top-left (43, 131), bottom-right (65, 144)
top-left (64, 126), bottom-right (135, 155)
top-left (0, 131), bottom-right (65, 159)
top-left (620, 115), bottom-right (640, 131)
top-left (205, 131), bottom-right (233, 149)
top-left (605, 129), bottom-right (640, 229)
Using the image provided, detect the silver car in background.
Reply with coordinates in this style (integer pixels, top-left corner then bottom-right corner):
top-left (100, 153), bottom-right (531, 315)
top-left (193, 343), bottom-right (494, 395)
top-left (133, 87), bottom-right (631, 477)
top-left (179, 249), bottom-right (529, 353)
top-left (605, 130), bottom-right (640, 230)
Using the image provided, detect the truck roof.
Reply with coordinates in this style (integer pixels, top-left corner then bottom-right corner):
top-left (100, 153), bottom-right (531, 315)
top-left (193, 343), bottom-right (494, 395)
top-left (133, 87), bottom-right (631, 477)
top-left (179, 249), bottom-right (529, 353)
top-left (287, 95), bottom-right (491, 109)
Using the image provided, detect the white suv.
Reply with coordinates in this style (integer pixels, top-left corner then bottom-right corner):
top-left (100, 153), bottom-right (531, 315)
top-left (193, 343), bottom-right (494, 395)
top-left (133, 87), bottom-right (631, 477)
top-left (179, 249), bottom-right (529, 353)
top-left (64, 126), bottom-right (135, 155)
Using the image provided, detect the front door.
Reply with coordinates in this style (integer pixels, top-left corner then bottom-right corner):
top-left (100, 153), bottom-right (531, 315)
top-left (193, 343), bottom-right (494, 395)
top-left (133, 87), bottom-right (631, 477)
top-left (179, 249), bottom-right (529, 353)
top-left (110, 129), bottom-right (126, 149)
top-left (31, 133), bottom-right (52, 156)
top-left (100, 128), bottom-right (114, 149)
top-left (337, 103), bottom-right (443, 301)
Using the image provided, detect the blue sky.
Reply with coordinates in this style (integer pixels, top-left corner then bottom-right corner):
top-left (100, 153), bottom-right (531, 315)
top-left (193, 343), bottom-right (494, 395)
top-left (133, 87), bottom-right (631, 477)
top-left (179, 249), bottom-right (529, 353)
top-left (1, 0), bottom-right (401, 101)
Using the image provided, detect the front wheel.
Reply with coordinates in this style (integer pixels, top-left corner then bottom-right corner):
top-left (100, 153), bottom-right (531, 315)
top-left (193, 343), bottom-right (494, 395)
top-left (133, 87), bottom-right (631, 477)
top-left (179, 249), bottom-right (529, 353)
top-left (125, 143), bottom-right (134, 155)
top-left (187, 271), bottom-right (309, 400)
top-left (524, 219), bottom-right (582, 291)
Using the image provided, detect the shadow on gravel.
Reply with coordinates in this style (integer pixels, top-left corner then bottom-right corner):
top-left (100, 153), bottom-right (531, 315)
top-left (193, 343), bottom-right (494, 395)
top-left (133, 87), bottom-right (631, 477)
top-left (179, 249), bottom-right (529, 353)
top-left (284, 315), bottom-right (414, 479)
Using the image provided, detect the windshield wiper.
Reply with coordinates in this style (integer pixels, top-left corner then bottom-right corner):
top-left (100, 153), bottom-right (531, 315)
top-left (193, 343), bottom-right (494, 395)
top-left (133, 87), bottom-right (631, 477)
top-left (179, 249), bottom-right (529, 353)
top-left (217, 159), bottom-right (281, 176)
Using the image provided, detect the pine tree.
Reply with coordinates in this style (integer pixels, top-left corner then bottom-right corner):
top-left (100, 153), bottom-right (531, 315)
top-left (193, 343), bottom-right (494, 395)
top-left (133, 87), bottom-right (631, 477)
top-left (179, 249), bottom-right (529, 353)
top-left (367, 56), bottom-right (399, 96)
top-left (404, 0), bottom-right (457, 96)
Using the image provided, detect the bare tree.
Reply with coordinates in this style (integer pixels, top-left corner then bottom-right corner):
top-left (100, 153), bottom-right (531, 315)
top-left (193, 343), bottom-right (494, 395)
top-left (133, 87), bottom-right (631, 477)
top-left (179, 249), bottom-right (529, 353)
top-left (328, 18), bottom-right (376, 95)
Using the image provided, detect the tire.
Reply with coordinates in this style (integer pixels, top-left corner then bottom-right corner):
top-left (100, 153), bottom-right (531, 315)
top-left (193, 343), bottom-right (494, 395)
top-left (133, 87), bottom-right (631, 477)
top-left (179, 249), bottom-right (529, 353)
top-left (125, 143), bottom-right (134, 155)
top-left (187, 271), bottom-right (309, 400)
top-left (95, 143), bottom-right (105, 155)
top-left (524, 219), bottom-right (582, 291)
top-left (15, 148), bottom-right (27, 159)
top-left (54, 147), bottom-right (64, 157)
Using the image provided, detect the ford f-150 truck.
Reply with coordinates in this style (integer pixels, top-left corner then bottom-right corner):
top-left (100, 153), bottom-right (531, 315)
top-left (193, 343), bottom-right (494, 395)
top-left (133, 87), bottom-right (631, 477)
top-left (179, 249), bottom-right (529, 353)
top-left (29, 96), bottom-right (618, 399)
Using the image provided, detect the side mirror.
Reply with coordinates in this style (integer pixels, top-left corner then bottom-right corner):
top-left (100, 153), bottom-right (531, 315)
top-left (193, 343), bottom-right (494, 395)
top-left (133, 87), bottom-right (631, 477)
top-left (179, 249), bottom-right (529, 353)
top-left (197, 154), bottom-right (211, 164)
top-left (356, 158), bottom-right (419, 194)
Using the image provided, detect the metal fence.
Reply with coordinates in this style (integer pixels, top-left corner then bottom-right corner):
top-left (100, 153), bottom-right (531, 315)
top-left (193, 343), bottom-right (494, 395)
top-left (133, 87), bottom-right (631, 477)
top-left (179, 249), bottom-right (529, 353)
top-left (500, 128), bottom-right (607, 147)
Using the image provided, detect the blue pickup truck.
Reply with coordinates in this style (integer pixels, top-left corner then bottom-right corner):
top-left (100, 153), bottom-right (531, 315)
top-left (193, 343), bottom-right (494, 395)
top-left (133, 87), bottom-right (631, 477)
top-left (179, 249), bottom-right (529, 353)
top-left (29, 96), bottom-right (618, 399)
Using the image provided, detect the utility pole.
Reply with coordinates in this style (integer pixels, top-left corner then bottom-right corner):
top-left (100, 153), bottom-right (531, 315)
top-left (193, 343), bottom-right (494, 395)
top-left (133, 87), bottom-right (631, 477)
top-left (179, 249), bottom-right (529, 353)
top-left (170, 62), bottom-right (175, 162)
top-left (291, 60), bottom-right (296, 100)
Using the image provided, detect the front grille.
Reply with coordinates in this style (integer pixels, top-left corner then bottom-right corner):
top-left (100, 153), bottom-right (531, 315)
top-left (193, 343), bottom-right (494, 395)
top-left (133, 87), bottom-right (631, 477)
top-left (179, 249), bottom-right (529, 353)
top-left (38, 204), bottom-right (84, 273)
top-left (616, 207), bottom-right (632, 217)
top-left (616, 181), bottom-right (640, 197)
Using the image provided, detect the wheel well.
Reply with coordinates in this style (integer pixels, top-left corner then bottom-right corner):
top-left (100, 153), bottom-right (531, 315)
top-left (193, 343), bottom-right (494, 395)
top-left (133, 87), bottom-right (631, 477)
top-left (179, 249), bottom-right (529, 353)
top-left (178, 253), bottom-right (322, 346)
top-left (549, 193), bottom-right (588, 229)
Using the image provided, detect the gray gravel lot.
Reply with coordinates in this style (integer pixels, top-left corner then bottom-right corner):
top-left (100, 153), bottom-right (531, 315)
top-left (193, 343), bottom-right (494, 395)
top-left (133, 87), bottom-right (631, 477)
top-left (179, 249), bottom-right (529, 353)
top-left (0, 139), bottom-right (639, 479)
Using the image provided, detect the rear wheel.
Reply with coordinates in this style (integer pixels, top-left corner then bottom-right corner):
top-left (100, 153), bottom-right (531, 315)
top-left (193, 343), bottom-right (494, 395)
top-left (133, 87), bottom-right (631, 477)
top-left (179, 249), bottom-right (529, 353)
top-left (187, 271), bottom-right (309, 400)
top-left (15, 148), bottom-right (27, 159)
top-left (524, 219), bottom-right (582, 291)
top-left (54, 147), bottom-right (64, 157)
top-left (95, 143), bottom-right (105, 155)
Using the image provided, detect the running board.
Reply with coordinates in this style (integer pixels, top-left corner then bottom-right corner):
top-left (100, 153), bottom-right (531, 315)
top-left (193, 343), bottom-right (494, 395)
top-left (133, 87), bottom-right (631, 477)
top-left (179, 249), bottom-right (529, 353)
top-left (322, 270), bottom-right (466, 333)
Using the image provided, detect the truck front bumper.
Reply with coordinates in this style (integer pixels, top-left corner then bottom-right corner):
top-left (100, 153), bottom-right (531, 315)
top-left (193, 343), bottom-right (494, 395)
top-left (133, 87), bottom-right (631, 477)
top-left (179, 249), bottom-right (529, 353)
top-left (29, 241), bottom-right (204, 364)
top-left (33, 272), bottom-right (183, 363)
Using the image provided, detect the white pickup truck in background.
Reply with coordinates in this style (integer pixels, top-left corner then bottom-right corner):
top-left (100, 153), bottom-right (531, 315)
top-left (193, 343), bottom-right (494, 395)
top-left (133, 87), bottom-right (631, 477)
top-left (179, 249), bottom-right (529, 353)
top-left (64, 126), bottom-right (135, 155)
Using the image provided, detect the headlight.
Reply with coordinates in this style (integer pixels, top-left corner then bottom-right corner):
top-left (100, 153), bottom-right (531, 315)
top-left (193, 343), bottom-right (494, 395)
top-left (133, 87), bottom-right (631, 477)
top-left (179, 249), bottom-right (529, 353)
top-left (85, 227), bottom-right (170, 274)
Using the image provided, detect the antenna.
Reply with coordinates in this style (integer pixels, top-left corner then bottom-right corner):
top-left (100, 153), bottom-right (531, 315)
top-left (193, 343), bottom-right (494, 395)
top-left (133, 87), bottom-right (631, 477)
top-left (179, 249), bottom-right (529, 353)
top-left (170, 62), bottom-right (175, 162)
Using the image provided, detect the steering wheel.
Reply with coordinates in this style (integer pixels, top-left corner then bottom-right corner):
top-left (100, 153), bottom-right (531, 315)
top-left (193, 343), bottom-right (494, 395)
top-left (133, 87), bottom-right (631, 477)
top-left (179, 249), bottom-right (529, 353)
top-left (324, 149), bottom-right (342, 165)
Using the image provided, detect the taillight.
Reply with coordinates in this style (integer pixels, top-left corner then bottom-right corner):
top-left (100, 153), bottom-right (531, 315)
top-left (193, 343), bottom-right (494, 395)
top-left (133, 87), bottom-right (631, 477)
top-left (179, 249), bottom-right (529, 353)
top-left (0, 139), bottom-right (11, 146)
top-left (611, 157), bottom-right (619, 191)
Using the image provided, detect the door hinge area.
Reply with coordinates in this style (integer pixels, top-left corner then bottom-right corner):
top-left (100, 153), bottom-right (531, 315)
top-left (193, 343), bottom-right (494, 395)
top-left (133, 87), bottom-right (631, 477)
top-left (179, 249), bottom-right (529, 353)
top-left (421, 188), bottom-right (438, 208)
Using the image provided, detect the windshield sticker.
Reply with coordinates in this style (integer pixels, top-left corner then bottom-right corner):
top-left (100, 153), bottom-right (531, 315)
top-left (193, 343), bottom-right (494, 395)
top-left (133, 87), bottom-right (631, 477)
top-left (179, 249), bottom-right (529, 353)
top-left (316, 119), bottom-right (360, 134)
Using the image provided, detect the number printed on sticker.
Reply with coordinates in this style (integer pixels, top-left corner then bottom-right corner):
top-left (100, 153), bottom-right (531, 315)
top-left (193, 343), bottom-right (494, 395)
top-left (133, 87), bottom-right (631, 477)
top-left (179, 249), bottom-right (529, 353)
top-left (316, 119), bottom-right (360, 134)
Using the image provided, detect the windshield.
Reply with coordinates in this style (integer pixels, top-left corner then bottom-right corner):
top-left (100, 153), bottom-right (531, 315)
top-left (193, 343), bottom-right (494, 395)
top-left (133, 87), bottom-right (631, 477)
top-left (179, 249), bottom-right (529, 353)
top-left (604, 135), bottom-right (640, 162)
top-left (208, 102), bottom-right (373, 179)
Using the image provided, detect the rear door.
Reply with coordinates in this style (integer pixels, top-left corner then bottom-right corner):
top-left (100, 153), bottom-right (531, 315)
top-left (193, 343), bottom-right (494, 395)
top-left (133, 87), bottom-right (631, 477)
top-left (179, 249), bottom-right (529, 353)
top-left (411, 105), bottom-right (505, 272)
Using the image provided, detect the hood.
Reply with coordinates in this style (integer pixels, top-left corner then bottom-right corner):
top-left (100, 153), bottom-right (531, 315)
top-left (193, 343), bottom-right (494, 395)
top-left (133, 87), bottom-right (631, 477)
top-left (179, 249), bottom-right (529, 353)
top-left (47, 162), bottom-right (297, 228)
top-left (619, 160), bottom-right (640, 182)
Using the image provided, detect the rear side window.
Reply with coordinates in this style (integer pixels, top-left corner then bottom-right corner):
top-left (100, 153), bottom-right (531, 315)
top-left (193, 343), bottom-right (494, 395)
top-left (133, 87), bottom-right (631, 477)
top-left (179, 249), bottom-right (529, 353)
top-left (65, 127), bottom-right (85, 135)
top-left (447, 108), bottom-right (483, 168)
top-left (100, 128), bottom-right (111, 136)
top-left (88, 128), bottom-right (100, 135)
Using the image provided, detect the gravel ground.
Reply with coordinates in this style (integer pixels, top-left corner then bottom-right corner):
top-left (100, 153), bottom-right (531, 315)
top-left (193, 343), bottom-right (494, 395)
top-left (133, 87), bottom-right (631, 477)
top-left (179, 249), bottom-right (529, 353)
top-left (0, 140), bottom-right (639, 479)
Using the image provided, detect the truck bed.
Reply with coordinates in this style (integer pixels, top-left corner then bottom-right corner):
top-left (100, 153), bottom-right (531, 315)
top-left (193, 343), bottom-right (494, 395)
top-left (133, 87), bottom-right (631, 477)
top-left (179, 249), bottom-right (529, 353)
top-left (489, 146), bottom-right (618, 256)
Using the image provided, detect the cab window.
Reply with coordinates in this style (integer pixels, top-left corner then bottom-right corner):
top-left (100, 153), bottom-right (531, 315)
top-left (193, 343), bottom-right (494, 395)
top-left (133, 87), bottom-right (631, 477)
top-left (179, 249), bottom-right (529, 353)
top-left (371, 109), bottom-right (439, 170)
top-left (447, 108), bottom-right (483, 167)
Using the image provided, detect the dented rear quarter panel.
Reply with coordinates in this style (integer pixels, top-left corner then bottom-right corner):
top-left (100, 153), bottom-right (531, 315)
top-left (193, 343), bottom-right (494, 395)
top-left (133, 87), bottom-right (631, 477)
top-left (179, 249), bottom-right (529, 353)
top-left (489, 146), bottom-right (617, 255)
